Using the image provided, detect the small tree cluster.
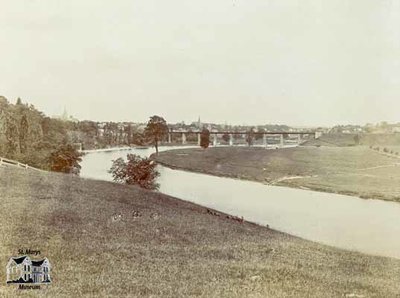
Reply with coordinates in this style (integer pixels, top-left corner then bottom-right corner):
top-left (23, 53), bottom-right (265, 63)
top-left (200, 128), bottom-right (210, 149)
top-left (109, 154), bottom-right (160, 190)
top-left (222, 133), bottom-right (230, 143)
top-left (246, 128), bottom-right (255, 146)
top-left (49, 144), bottom-right (82, 174)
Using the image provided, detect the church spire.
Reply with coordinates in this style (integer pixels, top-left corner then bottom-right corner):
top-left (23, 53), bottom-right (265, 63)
top-left (62, 106), bottom-right (68, 120)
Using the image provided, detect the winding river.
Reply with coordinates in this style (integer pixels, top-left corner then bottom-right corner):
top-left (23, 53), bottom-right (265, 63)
top-left (80, 146), bottom-right (400, 259)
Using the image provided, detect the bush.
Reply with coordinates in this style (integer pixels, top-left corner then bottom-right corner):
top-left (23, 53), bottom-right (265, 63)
top-left (246, 129), bottom-right (255, 146)
top-left (49, 144), bottom-right (82, 174)
top-left (109, 154), bottom-right (159, 190)
top-left (200, 128), bottom-right (210, 149)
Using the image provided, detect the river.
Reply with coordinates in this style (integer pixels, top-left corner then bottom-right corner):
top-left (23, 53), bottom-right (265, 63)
top-left (80, 146), bottom-right (400, 259)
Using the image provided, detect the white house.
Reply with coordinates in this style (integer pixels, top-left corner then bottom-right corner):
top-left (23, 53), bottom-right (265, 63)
top-left (6, 256), bottom-right (51, 284)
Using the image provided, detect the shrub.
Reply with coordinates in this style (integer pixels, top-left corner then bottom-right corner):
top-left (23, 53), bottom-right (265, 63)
top-left (109, 154), bottom-right (159, 190)
top-left (49, 144), bottom-right (82, 174)
top-left (246, 129), bottom-right (255, 146)
top-left (200, 128), bottom-right (210, 149)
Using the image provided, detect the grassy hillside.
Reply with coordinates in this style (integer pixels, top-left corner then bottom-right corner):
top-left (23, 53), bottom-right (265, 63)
top-left (0, 166), bottom-right (400, 297)
top-left (303, 133), bottom-right (400, 147)
top-left (155, 146), bottom-right (400, 202)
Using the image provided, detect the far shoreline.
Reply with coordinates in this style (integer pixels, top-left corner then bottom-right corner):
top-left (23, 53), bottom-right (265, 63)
top-left (153, 146), bottom-right (400, 203)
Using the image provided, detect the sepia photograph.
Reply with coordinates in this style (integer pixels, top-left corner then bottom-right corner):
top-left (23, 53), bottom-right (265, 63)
top-left (1, 1), bottom-right (400, 297)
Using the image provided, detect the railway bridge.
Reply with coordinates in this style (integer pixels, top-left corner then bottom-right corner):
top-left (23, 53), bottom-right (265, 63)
top-left (167, 131), bottom-right (321, 147)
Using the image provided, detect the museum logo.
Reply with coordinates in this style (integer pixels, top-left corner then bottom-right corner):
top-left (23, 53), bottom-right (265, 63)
top-left (6, 255), bottom-right (51, 289)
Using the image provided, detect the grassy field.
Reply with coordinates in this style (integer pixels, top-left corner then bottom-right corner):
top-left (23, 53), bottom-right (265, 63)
top-left (303, 133), bottom-right (400, 147)
top-left (155, 146), bottom-right (400, 202)
top-left (1, 166), bottom-right (400, 297)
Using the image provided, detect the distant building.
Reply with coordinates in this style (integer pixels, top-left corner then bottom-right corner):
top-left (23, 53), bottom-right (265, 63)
top-left (197, 116), bottom-right (203, 129)
top-left (53, 107), bottom-right (79, 123)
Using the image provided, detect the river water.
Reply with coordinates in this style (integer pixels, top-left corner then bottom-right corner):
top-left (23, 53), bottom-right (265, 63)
top-left (80, 146), bottom-right (400, 259)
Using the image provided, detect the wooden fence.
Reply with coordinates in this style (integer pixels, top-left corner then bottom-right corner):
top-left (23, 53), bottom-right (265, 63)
top-left (0, 157), bottom-right (44, 172)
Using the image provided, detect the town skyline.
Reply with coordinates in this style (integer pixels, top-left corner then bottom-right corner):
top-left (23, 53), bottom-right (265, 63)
top-left (1, 1), bottom-right (399, 127)
top-left (2, 96), bottom-right (399, 129)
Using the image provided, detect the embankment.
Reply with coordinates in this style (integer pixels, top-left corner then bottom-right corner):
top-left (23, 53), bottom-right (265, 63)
top-left (1, 166), bottom-right (400, 297)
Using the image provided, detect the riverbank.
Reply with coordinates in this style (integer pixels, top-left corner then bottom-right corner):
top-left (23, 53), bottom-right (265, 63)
top-left (81, 144), bottom-right (197, 153)
top-left (1, 167), bottom-right (400, 297)
top-left (154, 146), bottom-right (400, 202)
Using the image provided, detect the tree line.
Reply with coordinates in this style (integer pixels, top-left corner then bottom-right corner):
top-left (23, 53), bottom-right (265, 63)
top-left (0, 96), bottom-right (81, 173)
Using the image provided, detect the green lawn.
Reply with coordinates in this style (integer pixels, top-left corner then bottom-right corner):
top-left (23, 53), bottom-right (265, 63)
top-left (155, 146), bottom-right (400, 202)
top-left (1, 166), bottom-right (400, 297)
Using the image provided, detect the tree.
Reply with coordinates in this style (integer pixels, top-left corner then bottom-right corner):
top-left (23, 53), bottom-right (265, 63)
top-left (222, 133), bottom-right (230, 143)
top-left (256, 128), bottom-right (265, 140)
top-left (125, 124), bottom-right (133, 145)
top-left (49, 144), bottom-right (82, 174)
top-left (145, 115), bottom-right (168, 154)
top-left (200, 128), bottom-right (210, 149)
top-left (5, 115), bottom-right (19, 157)
top-left (19, 114), bottom-right (28, 154)
top-left (109, 154), bottom-right (159, 190)
top-left (246, 128), bottom-right (255, 146)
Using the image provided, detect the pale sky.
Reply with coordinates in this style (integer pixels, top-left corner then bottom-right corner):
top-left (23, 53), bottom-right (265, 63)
top-left (0, 0), bottom-right (399, 126)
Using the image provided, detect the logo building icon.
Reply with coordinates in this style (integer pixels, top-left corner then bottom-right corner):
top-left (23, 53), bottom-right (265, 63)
top-left (6, 256), bottom-right (51, 284)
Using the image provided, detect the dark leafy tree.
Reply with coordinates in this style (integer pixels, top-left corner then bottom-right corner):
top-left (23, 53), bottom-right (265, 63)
top-left (200, 128), bottom-right (210, 149)
top-left (103, 123), bottom-right (114, 146)
top-left (5, 115), bottom-right (19, 157)
top-left (19, 114), bottom-right (28, 154)
top-left (222, 133), bottom-right (230, 143)
top-left (255, 128), bottom-right (265, 140)
top-left (246, 128), bottom-right (255, 146)
top-left (109, 154), bottom-right (160, 190)
top-left (49, 144), bottom-right (82, 174)
top-left (125, 124), bottom-right (133, 145)
top-left (145, 115), bottom-right (168, 154)
top-left (132, 131), bottom-right (148, 146)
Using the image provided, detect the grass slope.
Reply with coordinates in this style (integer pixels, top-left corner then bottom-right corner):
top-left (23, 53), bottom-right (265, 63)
top-left (303, 133), bottom-right (400, 147)
top-left (0, 166), bottom-right (400, 297)
top-left (155, 146), bottom-right (400, 202)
